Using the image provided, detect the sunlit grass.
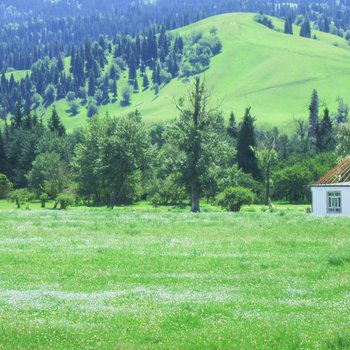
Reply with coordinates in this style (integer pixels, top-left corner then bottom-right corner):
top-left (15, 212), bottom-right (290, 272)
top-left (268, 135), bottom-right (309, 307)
top-left (0, 206), bottom-right (349, 349)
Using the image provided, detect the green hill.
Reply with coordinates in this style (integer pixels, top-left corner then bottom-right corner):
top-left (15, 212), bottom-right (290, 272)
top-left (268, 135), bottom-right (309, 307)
top-left (43, 13), bottom-right (350, 130)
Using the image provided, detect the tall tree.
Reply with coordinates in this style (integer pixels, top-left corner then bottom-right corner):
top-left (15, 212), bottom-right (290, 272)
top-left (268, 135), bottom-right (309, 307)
top-left (308, 89), bottom-right (319, 138)
top-left (253, 132), bottom-right (278, 205)
top-left (336, 97), bottom-right (348, 124)
top-left (167, 77), bottom-right (228, 213)
top-left (236, 107), bottom-right (260, 180)
top-left (143, 74), bottom-right (150, 89)
top-left (88, 70), bottom-right (96, 97)
top-left (48, 107), bottom-right (66, 136)
top-left (284, 14), bottom-right (293, 34)
top-left (319, 107), bottom-right (333, 151)
top-left (300, 18), bottom-right (311, 38)
top-left (227, 112), bottom-right (238, 139)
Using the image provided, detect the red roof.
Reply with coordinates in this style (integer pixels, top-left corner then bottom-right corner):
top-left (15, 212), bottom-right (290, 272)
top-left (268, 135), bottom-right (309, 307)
top-left (316, 156), bottom-right (350, 185)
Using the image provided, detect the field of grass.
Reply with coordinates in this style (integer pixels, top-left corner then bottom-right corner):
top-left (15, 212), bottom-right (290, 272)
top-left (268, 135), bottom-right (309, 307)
top-left (0, 205), bottom-right (349, 349)
top-left (36, 13), bottom-right (350, 132)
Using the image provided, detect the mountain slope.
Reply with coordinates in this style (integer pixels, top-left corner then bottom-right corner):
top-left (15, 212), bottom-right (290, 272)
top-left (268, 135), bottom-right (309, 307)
top-left (50, 13), bottom-right (350, 130)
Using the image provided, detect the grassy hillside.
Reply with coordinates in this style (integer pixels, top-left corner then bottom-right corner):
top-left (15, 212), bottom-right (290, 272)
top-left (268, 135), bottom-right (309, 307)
top-left (0, 207), bottom-right (349, 348)
top-left (34, 13), bottom-right (350, 130)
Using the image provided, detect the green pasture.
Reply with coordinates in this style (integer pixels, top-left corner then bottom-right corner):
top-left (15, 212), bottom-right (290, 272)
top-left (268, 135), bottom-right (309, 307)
top-left (0, 205), bottom-right (349, 349)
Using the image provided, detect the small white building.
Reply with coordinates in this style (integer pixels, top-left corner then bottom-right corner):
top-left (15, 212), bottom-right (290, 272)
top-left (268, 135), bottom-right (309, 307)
top-left (311, 157), bottom-right (350, 216)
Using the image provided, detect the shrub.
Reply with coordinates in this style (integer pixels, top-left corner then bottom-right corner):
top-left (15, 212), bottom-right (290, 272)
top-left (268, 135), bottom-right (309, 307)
top-left (0, 174), bottom-right (13, 199)
top-left (40, 193), bottom-right (49, 208)
top-left (254, 13), bottom-right (274, 29)
top-left (151, 193), bottom-right (162, 208)
top-left (56, 193), bottom-right (75, 210)
top-left (45, 84), bottom-right (56, 104)
top-left (122, 86), bottom-right (131, 105)
top-left (69, 100), bottom-right (80, 115)
top-left (10, 189), bottom-right (33, 209)
top-left (65, 91), bottom-right (76, 103)
top-left (217, 186), bottom-right (254, 212)
top-left (87, 98), bottom-right (98, 118)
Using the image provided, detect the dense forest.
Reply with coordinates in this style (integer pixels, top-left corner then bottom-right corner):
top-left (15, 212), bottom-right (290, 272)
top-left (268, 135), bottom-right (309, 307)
top-left (1, 0), bottom-right (350, 118)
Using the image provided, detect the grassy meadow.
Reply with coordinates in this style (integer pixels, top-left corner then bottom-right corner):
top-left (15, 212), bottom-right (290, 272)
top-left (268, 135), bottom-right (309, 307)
top-left (29, 13), bottom-right (350, 131)
top-left (0, 203), bottom-right (349, 349)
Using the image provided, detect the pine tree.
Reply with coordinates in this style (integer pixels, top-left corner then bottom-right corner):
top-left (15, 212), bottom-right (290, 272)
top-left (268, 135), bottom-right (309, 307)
top-left (152, 62), bottom-right (161, 85)
top-left (109, 65), bottom-right (117, 80)
top-left (57, 54), bottom-right (65, 72)
top-left (319, 107), bottom-right (333, 151)
top-left (128, 54), bottom-right (137, 82)
top-left (133, 78), bottom-right (139, 93)
top-left (111, 79), bottom-right (117, 99)
top-left (308, 89), bottom-right (319, 138)
top-left (227, 112), bottom-right (238, 139)
top-left (284, 15), bottom-right (293, 35)
top-left (12, 103), bottom-right (23, 129)
top-left (300, 19), bottom-right (311, 38)
top-left (143, 74), bottom-right (149, 89)
top-left (158, 26), bottom-right (169, 57)
top-left (102, 75), bottom-right (110, 103)
top-left (324, 16), bottom-right (330, 33)
top-left (48, 106), bottom-right (66, 136)
top-left (336, 98), bottom-right (348, 124)
top-left (88, 70), bottom-right (96, 97)
top-left (140, 61), bottom-right (146, 74)
top-left (236, 107), bottom-right (260, 180)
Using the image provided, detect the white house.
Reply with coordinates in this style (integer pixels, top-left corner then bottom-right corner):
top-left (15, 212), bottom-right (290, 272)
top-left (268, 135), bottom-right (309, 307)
top-left (311, 157), bottom-right (350, 216)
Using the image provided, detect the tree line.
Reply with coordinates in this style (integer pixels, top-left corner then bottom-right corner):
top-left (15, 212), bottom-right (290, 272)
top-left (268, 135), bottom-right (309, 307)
top-left (1, 78), bottom-right (347, 212)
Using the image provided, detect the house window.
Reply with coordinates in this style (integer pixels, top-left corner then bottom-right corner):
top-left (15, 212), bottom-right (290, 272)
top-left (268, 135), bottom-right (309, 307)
top-left (327, 191), bottom-right (342, 214)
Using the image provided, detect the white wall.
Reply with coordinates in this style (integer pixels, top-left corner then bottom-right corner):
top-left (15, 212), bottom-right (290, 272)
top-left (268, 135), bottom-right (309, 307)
top-left (311, 186), bottom-right (350, 216)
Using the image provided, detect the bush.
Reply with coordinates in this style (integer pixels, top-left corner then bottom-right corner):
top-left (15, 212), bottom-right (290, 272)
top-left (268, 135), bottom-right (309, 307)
top-left (151, 193), bottom-right (162, 208)
top-left (0, 174), bottom-right (13, 199)
top-left (45, 84), bottom-right (56, 104)
top-left (40, 193), bottom-right (49, 208)
top-left (273, 164), bottom-right (313, 203)
top-left (87, 98), bottom-right (98, 118)
top-left (69, 100), bottom-right (80, 115)
top-left (65, 91), bottom-right (76, 103)
top-left (10, 189), bottom-right (33, 209)
top-left (56, 193), bottom-right (75, 210)
top-left (254, 13), bottom-right (274, 29)
top-left (122, 86), bottom-right (132, 105)
top-left (217, 186), bottom-right (254, 212)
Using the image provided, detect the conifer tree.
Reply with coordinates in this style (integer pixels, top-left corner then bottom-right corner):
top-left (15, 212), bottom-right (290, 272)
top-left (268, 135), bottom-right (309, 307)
top-left (236, 107), bottom-right (260, 180)
top-left (133, 78), bottom-right (139, 93)
top-left (319, 107), bottom-right (333, 151)
top-left (111, 79), bottom-right (118, 99)
top-left (324, 16), bottom-right (330, 33)
top-left (227, 112), bottom-right (238, 139)
top-left (102, 75), bottom-right (110, 103)
top-left (143, 74), bottom-right (149, 89)
top-left (109, 65), bottom-right (117, 80)
top-left (57, 54), bottom-right (65, 72)
top-left (88, 70), bottom-right (96, 97)
top-left (48, 106), bottom-right (66, 136)
top-left (284, 15), bottom-right (293, 34)
top-left (128, 54), bottom-right (137, 82)
top-left (308, 89), bottom-right (319, 138)
top-left (12, 103), bottom-right (23, 129)
top-left (300, 19), bottom-right (311, 38)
